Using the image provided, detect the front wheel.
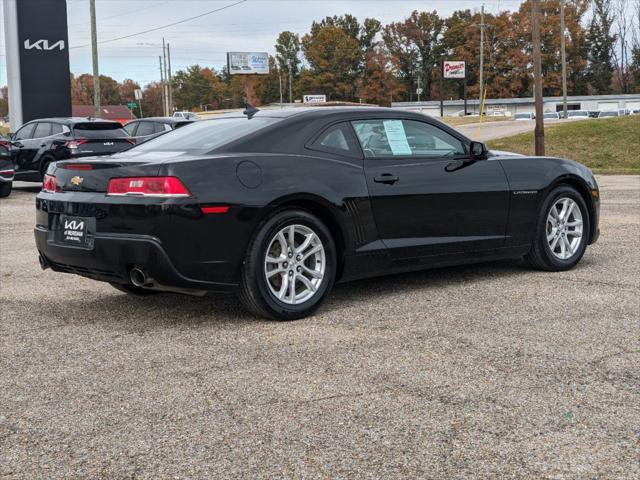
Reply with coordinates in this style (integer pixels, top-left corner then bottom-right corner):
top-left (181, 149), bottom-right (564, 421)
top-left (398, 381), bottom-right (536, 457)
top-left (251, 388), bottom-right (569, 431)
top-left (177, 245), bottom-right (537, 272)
top-left (0, 182), bottom-right (12, 198)
top-left (239, 209), bottom-right (336, 320)
top-left (525, 185), bottom-right (590, 271)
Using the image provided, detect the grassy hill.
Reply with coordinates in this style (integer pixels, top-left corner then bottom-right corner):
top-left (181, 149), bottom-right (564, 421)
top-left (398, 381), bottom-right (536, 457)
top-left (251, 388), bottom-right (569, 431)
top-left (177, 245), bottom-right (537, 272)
top-left (488, 115), bottom-right (640, 174)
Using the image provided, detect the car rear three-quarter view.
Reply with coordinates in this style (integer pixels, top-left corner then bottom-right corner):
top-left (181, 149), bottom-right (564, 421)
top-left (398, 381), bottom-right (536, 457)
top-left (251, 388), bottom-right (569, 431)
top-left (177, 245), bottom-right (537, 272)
top-left (35, 107), bottom-right (600, 320)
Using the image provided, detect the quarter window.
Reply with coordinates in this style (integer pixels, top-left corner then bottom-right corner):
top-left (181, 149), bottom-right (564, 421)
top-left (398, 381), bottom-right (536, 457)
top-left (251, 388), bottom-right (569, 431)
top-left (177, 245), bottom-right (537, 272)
top-left (51, 123), bottom-right (63, 135)
top-left (351, 119), bottom-right (466, 158)
top-left (136, 122), bottom-right (156, 137)
top-left (309, 123), bottom-right (358, 157)
top-left (123, 122), bottom-right (137, 135)
top-left (33, 122), bottom-right (52, 139)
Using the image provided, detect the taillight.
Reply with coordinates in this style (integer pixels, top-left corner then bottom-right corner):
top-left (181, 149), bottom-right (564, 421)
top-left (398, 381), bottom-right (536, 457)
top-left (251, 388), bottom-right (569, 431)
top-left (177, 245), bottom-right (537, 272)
top-left (106, 177), bottom-right (191, 197)
top-left (42, 174), bottom-right (57, 193)
top-left (64, 139), bottom-right (88, 150)
top-left (62, 164), bottom-right (94, 170)
top-left (126, 138), bottom-right (136, 145)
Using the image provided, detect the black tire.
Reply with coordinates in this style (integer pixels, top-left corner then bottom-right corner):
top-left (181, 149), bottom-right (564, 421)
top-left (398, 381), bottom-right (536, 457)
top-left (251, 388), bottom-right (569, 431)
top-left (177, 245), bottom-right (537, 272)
top-left (110, 282), bottom-right (159, 296)
top-left (238, 209), bottom-right (337, 320)
top-left (525, 185), bottom-right (590, 271)
top-left (0, 181), bottom-right (11, 198)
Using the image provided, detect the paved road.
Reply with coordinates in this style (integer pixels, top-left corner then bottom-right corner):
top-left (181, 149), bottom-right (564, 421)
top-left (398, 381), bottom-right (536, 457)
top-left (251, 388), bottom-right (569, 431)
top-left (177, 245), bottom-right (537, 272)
top-left (1, 176), bottom-right (639, 478)
top-left (456, 119), bottom-right (537, 141)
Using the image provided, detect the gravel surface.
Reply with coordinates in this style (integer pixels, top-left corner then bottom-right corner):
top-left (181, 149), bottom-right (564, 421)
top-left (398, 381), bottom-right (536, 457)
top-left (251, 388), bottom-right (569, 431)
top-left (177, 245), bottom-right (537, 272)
top-left (1, 177), bottom-right (638, 479)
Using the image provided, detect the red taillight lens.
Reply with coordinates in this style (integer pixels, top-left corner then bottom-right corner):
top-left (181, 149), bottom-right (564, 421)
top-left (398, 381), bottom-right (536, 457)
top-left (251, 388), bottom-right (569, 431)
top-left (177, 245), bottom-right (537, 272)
top-left (42, 174), bottom-right (57, 193)
top-left (201, 206), bottom-right (229, 214)
top-left (106, 177), bottom-right (191, 197)
top-left (62, 164), bottom-right (94, 170)
top-left (64, 139), bottom-right (88, 149)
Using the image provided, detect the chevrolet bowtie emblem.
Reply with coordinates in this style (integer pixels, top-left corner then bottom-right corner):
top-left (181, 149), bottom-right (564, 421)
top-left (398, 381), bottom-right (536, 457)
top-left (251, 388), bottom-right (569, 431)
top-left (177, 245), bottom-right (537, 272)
top-left (70, 176), bottom-right (83, 186)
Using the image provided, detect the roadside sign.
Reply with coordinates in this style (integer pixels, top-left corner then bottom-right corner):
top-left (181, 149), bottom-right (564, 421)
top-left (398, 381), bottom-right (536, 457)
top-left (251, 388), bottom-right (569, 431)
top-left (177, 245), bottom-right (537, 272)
top-left (416, 88), bottom-right (423, 95)
top-left (134, 89), bottom-right (143, 100)
top-left (303, 94), bottom-right (327, 104)
top-left (227, 52), bottom-right (270, 75)
top-left (443, 61), bottom-right (466, 79)
top-left (127, 102), bottom-right (137, 109)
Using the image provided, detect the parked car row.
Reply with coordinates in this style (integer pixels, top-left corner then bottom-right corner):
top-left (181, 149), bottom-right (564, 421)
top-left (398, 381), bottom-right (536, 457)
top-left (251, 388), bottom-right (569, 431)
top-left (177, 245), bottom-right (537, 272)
top-left (0, 116), bottom-right (195, 197)
top-left (513, 108), bottom-right (636, 122)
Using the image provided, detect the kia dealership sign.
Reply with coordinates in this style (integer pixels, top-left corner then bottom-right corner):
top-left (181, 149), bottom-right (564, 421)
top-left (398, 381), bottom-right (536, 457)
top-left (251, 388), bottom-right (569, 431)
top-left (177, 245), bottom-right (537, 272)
top-left (227, 52), bottom-right (270, 75)
top-left (443, 61), bottom-right (466, 79)
top-left (3, 0), bottom-right (72, 126)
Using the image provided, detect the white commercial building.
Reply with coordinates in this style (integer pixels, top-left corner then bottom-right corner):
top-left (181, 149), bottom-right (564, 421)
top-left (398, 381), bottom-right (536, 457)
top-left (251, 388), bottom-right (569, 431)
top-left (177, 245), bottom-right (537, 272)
top-left (392, 94), bottom-right (640, 117)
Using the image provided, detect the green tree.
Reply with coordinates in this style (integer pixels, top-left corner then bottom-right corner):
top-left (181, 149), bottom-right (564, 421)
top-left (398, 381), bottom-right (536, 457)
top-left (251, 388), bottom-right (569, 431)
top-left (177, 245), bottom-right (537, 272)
top-left (586, 0), bottom-right (617, 94)
top-left (301, 25), bottom-right (361, 100)
top-left (275, 31), bottom-right (301, 77)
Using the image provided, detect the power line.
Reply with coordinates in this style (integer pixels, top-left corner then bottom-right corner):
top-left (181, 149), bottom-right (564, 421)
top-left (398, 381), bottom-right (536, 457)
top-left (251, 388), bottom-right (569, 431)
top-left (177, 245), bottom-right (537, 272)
top-left (69, 0), bottom-right (248, 49)
top-left (68, 0), bottom-right (173, 26)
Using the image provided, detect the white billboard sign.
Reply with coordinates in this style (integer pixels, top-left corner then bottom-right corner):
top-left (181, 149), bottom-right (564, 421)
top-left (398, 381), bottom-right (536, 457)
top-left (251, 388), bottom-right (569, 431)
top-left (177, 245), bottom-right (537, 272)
top-left (443, 61), bottom-right (466, 79)
top-left (303, 94), bottom-right (327, 104)
top-left (227, 52), bottom-right (269, 75)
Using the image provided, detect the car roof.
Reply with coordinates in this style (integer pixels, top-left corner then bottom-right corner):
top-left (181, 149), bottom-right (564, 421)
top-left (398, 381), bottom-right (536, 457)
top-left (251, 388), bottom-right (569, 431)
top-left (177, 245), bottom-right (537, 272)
top-left (23, 117), bottom-right (123, 126)
top-left (208, 106), bottom-right (438, 122)
top-left (131, 117), bottom-right (193, 124)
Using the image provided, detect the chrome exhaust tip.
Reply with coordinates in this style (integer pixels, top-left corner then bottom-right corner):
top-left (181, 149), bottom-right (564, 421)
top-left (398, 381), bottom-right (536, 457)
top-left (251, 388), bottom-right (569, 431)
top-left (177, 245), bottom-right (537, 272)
top-left (130, 268), bottom-right (147, 288)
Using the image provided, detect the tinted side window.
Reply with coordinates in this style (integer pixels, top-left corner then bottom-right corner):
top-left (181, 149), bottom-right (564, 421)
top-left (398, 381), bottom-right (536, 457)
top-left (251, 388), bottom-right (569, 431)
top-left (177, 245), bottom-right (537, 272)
top-left (123, 122), bottom-right (137, 135)
top-left (51, 123), bottom-right (63, 135)
top-left (33, 122), bottom-right (52, 138)
top-left (14, 123), bottom-right (35, 140)
top-left (136, 122), bottom-right (156, 137)
top-left (352, 119), bottom-right (466, 158)
top-left (309, 123), bottom-right (359, 157)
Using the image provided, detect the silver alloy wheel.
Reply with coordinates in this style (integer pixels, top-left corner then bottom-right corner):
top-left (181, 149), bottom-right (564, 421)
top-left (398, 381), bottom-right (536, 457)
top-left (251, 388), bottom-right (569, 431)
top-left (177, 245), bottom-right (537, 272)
top-left (546, 197), bottom-right (584, 260)
top-left (264, 224), bottom-right (326, 305)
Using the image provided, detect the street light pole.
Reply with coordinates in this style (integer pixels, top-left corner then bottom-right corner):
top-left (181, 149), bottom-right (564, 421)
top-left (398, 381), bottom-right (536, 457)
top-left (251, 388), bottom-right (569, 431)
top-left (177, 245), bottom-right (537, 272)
top-left (560, 0), bottom-right (568, 119)
top-left (89, 0), bottom-right (100, 118)
top-left (288, 60), bottom-right (293, 104)
top-left (532, 0), bottom-right (545, 155)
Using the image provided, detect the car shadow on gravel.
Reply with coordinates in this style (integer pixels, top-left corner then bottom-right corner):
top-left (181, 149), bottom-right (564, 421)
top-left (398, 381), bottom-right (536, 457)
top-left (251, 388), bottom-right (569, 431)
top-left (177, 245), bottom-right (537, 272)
top-left (46, 258), bottom-right (540, 329)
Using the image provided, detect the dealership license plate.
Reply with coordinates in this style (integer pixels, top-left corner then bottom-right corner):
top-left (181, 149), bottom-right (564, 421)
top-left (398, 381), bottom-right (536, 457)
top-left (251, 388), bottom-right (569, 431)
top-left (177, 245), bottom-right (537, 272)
top-left (60, 215), bottom-right (88, 246)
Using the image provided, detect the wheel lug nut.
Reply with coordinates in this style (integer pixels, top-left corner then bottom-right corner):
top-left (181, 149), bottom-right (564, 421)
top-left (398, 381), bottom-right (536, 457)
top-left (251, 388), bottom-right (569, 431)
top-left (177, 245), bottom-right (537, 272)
top-left (283, 262), bottom-right (288, 268)
top-left (296, 255), bottom-right (301, 261)
top-left (297, 266), bottom-right (302, 272)
top-left (288, 270), bottom-right (293, 276)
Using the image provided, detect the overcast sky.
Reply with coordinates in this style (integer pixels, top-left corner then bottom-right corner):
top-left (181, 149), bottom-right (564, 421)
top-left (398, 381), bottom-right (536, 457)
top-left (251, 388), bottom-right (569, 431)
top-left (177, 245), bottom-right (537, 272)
top-left (1, 0), bottom-right (526, 87)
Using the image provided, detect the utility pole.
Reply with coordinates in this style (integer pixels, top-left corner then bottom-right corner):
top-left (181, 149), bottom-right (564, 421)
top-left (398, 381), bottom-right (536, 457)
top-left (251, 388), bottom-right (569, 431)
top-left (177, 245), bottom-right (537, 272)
top-left (167, 42), bottom-right (173, 115)
top-left (560, 0), bottom-right (568, 119)
top-left (532, 0), bottom-right (545, 155)
top-left (288, 60), bottom-right (293, 104)
top-left (89, 0), bottom-right (100, 118)
top-left (162, 38), bottom-right (169, 116)
top-left (417, 76), bottom-right (421, 102)
top-left (479, 4), bottom-right (485, 114)
top-left (278, 65), bottom-right (283, 106)
top-left (159, 55), bottom-right (166, 116)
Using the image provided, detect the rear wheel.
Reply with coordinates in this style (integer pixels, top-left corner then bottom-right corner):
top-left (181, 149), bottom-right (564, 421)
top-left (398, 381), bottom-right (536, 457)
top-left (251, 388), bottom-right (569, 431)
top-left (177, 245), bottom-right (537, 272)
top-left (110, 282), bottom-right (159, 296)
top-left (238, 209), bottom-right (336, 320)
top-left (0, 182), bottom-right (12, 198)
top-left (525, 185), bottom-right (590, 271)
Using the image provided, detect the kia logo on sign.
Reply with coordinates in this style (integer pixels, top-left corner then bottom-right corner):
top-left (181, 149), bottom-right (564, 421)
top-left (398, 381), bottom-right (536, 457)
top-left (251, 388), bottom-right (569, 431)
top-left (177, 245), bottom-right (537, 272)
top-left (23, 39), bottom-right (66, 51)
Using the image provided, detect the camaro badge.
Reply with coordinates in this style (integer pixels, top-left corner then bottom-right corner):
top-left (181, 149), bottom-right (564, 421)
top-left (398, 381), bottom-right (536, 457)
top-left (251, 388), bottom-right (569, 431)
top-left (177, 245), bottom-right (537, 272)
top-left (70, 176), bottom-right (83, 186)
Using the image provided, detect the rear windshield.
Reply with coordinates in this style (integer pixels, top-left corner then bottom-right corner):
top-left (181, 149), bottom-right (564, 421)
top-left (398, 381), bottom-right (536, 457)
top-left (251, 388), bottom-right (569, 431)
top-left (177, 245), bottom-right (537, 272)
top-left (130, 117), bottom-right (279, 155)
top-left (73, 123), bottom-right (129, 138)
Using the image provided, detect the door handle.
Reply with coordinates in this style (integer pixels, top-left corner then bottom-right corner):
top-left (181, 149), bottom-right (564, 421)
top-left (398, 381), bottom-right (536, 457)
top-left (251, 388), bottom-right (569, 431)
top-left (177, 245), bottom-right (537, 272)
top-left (374, 173), bottom-right (399, 185)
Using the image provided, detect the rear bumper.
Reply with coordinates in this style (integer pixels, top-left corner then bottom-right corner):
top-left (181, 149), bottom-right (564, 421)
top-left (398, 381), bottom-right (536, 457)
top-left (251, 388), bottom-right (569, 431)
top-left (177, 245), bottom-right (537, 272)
top-left (0, 168), bottom-right (14, 182)
top-left (35, 225), bottom-right (237, 292)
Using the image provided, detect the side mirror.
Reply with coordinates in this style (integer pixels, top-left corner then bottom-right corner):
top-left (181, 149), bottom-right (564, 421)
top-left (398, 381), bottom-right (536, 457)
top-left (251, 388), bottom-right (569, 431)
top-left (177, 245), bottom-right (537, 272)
top-left (469, 141), bottom-right (487, 159)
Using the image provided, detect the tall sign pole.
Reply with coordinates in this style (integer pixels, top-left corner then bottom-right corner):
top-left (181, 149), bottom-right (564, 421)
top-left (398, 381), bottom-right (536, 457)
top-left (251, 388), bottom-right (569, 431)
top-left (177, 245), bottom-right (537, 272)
top-left (532, 0), bottom-right (545, 155)
top-left (89, 0), bottom-right (101, 118)
top-left (560, 0), bottom-right (568, 119)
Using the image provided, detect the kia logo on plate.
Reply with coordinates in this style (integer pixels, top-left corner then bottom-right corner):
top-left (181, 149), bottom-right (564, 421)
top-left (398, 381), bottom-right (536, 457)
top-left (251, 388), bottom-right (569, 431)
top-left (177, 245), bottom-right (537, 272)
top-left (23, 39), bottom-right (66, 51)
top-left (64, 220), bottom-right (84, 231)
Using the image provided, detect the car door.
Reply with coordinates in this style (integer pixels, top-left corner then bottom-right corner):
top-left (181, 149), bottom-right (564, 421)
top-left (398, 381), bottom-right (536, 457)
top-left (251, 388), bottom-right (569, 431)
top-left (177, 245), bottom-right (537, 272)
top-left (11, 122), bottom-right (38, 172)
top-left (351, 118), bottom-right (510, 259)
top-left (27, 122), bottom-right (52, 171)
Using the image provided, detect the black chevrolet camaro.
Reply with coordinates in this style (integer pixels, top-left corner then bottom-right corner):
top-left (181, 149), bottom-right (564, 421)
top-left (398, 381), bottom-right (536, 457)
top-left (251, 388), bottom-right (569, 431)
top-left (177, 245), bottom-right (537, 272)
top-left (35, 107), bottom-right (600, 320)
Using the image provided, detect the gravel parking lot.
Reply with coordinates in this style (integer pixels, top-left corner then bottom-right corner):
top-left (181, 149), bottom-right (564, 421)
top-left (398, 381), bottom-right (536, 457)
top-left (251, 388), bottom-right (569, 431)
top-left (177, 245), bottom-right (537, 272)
top-left (1, 176), bottom-right (638, 479)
